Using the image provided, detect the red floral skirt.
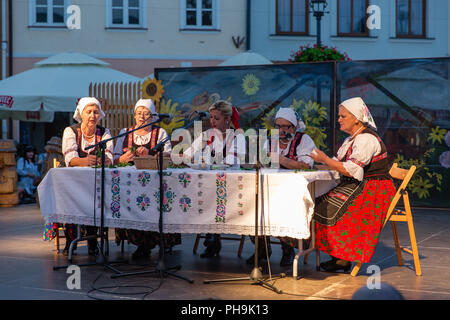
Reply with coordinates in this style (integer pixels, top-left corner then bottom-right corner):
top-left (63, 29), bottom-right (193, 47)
top-left (315, 179), bottom-right (396, 263)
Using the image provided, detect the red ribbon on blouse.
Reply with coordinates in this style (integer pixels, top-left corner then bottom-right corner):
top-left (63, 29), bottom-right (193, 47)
top-left (231, 106), bottom-right (240, 129)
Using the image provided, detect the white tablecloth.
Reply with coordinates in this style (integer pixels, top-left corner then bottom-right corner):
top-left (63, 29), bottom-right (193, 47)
top-left (38, 167), bottom-right (338, 239)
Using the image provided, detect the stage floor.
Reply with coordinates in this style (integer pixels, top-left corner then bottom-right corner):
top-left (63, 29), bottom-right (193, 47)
top-left (1, 204), bottom-right (449, 300)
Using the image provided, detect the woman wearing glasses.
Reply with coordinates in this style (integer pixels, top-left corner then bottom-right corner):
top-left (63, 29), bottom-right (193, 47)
top-left (269, 108), bottom-right (316, 170)
top-left (247, 107), bottom-right (317, 267)
top-left (113, 99), bottom-right (177, 260)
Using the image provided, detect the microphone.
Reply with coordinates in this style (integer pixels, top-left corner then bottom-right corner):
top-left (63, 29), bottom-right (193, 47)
top-left (282, 132), bottom-right (293, 139)
top-left (190, 111), bottom-right (209, 121)
top-left (152, 113), bottom-right (173, 124)
top-left (151, 137), bottom-right (171, 153)
top-left (197, 111), bottom-right (209, 119)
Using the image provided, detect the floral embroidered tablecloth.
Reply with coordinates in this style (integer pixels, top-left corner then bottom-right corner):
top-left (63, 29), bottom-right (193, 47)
top-left (38, 167), bottom-right (338, 239)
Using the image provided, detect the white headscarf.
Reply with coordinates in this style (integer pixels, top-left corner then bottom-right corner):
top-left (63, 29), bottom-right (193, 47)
top-left (73, 97), bottom-right (105, 123)
top-left (340, 97), bottom-right (377, 131)
top-left (134, 99), bottom-right (157, 121)
top-left (275, 107), bottom-right (306, 132)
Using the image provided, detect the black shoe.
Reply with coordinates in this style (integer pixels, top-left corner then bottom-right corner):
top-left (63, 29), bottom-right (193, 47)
top-left (200, 242), bottom-right (221, 258)
top-left (280, 247), bottom-right (295, 267)
top-left (88, 247), bottom-right (99, 256)
top-left (246, 246), bottom-right (272, 265)
top-left (62, 241), bottom-right (77, 255)
top-left (131, 245), bottom-right (151, 260)
top-left (302, 238), bottom-right (311, 251)
top-left (320, 258), bottom-right (351, 273)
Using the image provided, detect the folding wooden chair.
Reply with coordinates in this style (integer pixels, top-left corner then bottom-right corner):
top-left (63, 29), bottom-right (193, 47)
top-left (351, 163), bottom-right (422, 276)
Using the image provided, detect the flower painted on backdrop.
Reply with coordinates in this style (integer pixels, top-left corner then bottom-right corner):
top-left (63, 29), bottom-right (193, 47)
top-left (178, 172), bottom-right (192, 188)
top-left (445, 131), bottom-right (450, 148)
top-left (428, 126), bottom-right (447, 144)
top-left (142, 78), bottom-right (164, 103)
top-left (410, 176), bottom-right (434, 199)
top-left (179, 195), bottom-right (192, 212)
top-left (242, 73), bottom-right (260, 96)
top-left (439, 151), bottom-right (450, 169)
top-left (137, 171), bottom-right (151, 187)
top-left (136, 194), bottom-right (151, 212)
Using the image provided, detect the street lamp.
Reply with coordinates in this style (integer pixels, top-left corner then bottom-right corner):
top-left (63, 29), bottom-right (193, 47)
top-left (310, 0), bottom-right (328, 47)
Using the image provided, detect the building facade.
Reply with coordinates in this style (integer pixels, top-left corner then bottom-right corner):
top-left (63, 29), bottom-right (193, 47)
top-left (13, 0), bottom-right (247, 77)
top-left (250, 0), bottom-right (449, 61)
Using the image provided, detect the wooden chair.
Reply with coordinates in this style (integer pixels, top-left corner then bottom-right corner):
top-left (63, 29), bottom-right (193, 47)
top-left (193, 234), bottom-right (247, 257)
top-left (351, 163), bottom-right (422, 277)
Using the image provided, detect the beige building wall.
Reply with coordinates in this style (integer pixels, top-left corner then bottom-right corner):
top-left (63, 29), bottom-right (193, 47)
top-left (13, 0), bottom-right (247, 77)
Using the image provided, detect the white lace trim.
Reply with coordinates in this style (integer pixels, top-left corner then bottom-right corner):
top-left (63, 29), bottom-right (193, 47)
top-left (46, 214), bottom-right (311, 239)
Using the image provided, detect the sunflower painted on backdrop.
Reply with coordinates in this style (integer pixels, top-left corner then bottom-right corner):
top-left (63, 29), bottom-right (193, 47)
top-left (394, 126), bottom-right (448, 201)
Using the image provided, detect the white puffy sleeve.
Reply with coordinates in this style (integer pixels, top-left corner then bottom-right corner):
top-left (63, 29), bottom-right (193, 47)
top-left (62, 127), bottom-right (79, 167)
top-left (158, 127), bottom-right (172, 153)
top-left (296, 134), bottom-right (316, 168)
top-left (225, 131), bottom-right (246, 166)
top-left (342, 133), bottom-right (381, 181)
top-left (113, 128), bottom-right (127, 161)
top-left (102, 129), bottom-right (114, 164)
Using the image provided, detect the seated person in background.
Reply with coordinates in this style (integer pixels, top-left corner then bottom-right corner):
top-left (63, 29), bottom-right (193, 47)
top-left (60, 97), bottom-right (114, 256)
top-left (183, 100), bottom-right (246, 258)
top-left (113, 98), bottom-right (178, 260)
top-left (247, 107), bottom-right (317, 267)
top-left (17, 145), bottom-right (41, 204)
top-left (310, 97), bottom-right (395, 272)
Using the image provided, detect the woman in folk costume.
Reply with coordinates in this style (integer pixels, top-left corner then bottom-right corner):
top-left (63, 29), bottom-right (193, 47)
top-left (247, 108), bottom-right (317, 267)
top-left (184, 100), bottom-right (246, 258)
top-left (113, 99), bottom-right (178, 260)
top-left (310, 97), bottom-right (396, 272)
top-left (61, 97), bottom-right (114, 255)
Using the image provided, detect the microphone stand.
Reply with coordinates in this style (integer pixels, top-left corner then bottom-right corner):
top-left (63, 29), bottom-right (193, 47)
top-left (111, 137), bottom-right (194, 284)
top-left (203, 130), bottom-right (284, 294)
top-left (53, 117), bottom-right (168, 274)
top-left (53, 134), bottom-right (127, 274)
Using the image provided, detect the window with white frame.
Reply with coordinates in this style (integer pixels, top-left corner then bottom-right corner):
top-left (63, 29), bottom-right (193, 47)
top-left (107, 0), bottom-right (146, 28)
top-left (181, 0), bottom-right (219, 30)
top-left (30, 0), bottom-right (67, 26)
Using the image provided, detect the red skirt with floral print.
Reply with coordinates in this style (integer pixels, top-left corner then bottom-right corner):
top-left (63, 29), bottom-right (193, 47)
top-left (315, 179), bottom-right (396, 263)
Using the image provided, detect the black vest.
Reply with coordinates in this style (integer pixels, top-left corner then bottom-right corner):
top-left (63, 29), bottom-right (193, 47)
top-left (268, 132), bottom-right (304, 169)
top-left (121, 126), bottom-right (161, 157)
top-left (70, 123), bottom-right (106, 158)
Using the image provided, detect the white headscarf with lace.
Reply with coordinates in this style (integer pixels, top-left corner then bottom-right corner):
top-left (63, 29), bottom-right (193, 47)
top-left (275, 107), bottom-right (306, 132)
top-left (340, 97), bottom-right (377, 131)
top-left (73, 97), bottom-right (105, 123)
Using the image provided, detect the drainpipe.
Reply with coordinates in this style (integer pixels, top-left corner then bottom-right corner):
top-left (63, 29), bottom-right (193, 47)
top-left (8, 0), bottom-right (11, 76)
top-left (246, 0), bottom-right (251, 51)
top-left (1, 0), bottom-right (7, 139)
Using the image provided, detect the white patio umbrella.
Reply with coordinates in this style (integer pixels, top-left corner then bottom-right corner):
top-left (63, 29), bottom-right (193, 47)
top-left (0, 52), bottom-right (140, 122)
top-left (219, 51), bottom-right (273, 66)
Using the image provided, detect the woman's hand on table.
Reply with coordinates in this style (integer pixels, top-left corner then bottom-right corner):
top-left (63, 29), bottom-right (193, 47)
top-left (119, 151), bottom-right (135, 164)
top-left (136, 146), bottom-right (149, 157)
top-left (86, 155), bottom-right (101, 166)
